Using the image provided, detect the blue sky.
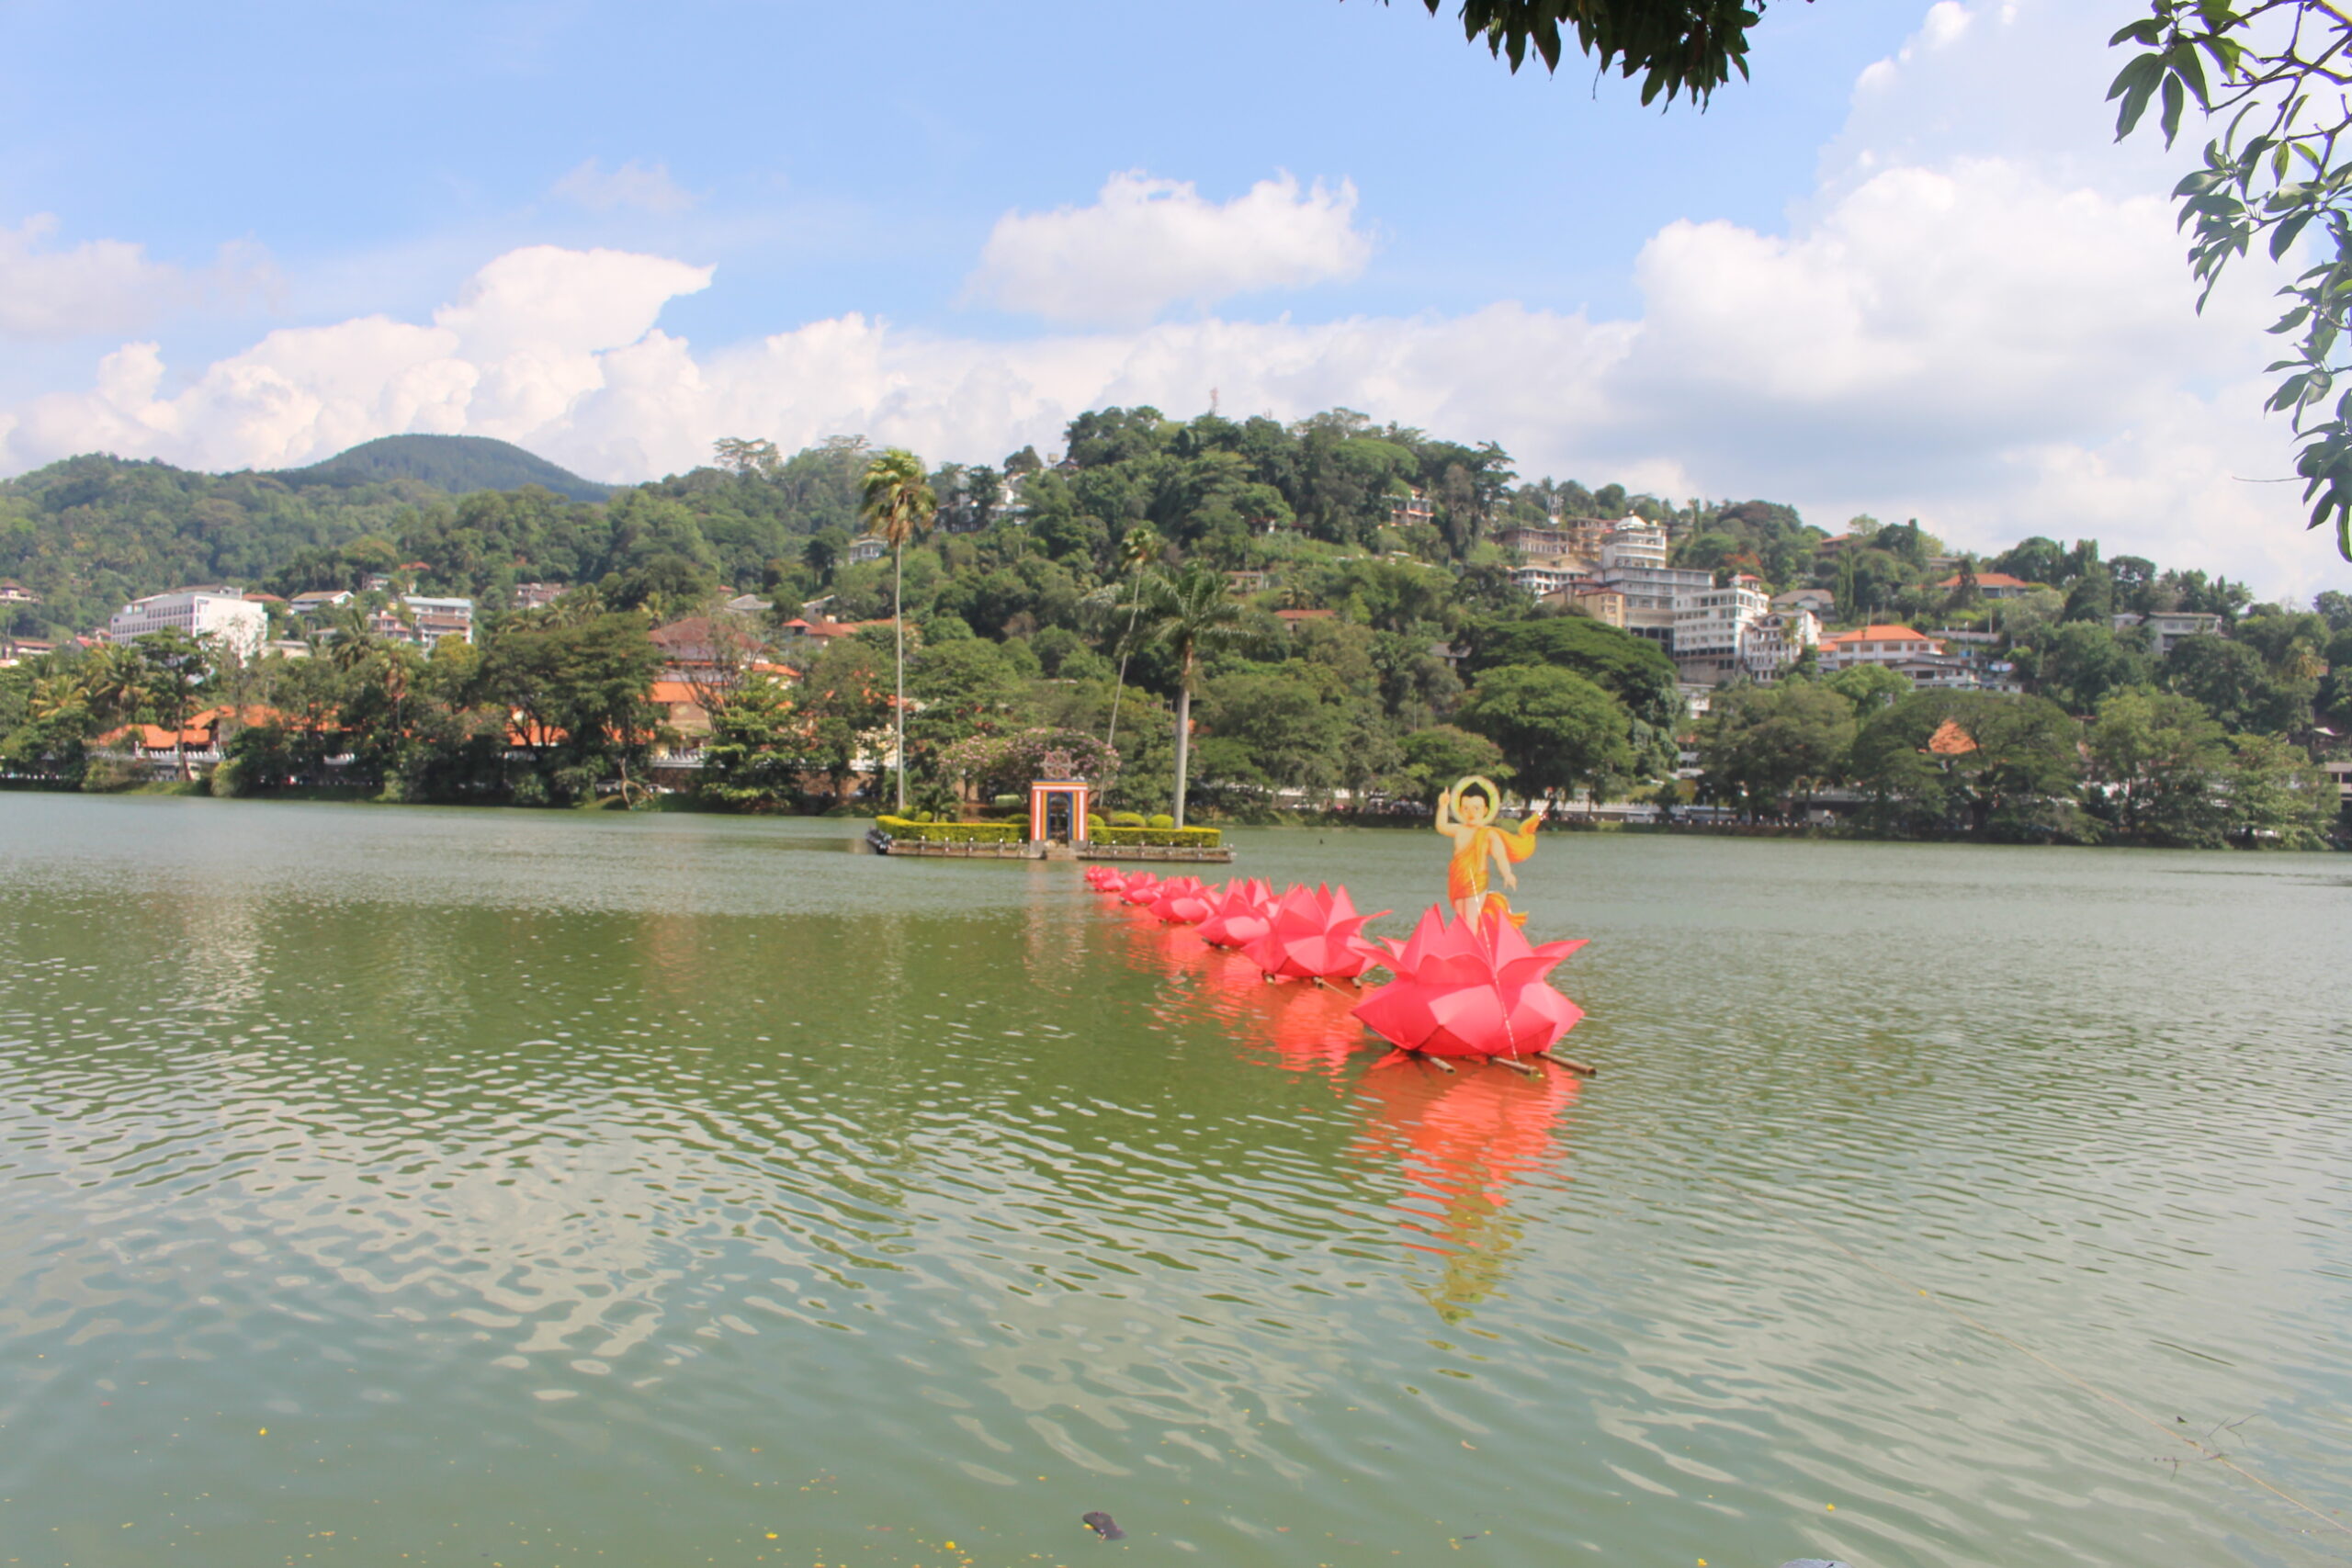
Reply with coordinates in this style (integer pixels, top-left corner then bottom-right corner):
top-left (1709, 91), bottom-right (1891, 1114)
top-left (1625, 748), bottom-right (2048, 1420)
top-left (2, 0), bottom-right (2346, 600)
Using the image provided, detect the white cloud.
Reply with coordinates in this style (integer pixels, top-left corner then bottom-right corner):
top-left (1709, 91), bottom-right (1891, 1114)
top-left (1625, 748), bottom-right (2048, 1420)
top-left (551, 157), bottom-right (697, 216)
top-left (0, 215), bottom-right (273, 340)
top-left (6, 5), bottom-right (2348, 606)
top-left (964, 171), bottom-right (1373, 326)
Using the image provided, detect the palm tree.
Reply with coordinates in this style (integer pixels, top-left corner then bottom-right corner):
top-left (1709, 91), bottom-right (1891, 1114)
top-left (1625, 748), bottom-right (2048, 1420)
top-left (859, 447), bottom-right (936, 812)
top-left (78, 644), bottom-right (145, 732)
top-left (1102, 524), bottom-right (1163, 757)
top-left (1137, 566), bottom-right (1242, 829)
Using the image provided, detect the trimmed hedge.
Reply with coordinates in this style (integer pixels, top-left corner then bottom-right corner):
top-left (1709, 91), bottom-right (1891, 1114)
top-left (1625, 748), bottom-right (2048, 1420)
top-left (1089, 825), bottom-right (1223, 848)
top-left (874, 816), bottom-right (1024, 844)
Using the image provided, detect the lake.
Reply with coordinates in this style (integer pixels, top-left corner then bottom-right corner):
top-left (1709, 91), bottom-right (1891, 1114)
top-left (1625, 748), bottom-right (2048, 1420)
top-left (0, 794), bottom-right (2346, 1568)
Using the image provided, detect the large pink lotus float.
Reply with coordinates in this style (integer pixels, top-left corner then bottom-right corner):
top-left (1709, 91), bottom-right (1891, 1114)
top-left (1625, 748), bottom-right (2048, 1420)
top-left (1352, 907), bottom-right (1588, 1064)
top-left (1194, 879), bottom-right (1273, 949)
top-left (1118, 871), bottom-right (1163, 906)
top-left (1245, 883), bottom-right (1387, 982)
top-left (1147, 875), bottom-right (1216, 924)
top-left (1083, 865), bottom-right (1126, 893)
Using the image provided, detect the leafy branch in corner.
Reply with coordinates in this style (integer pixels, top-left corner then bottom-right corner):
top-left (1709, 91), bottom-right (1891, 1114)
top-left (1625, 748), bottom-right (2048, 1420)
top-left (2111, 0), bottom-right (2352, 559)
top-left (1389, 0), bottom-right (1776, 107)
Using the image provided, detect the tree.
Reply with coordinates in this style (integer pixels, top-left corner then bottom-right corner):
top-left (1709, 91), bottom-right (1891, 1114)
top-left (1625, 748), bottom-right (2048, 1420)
top-left (1398, 725), bottom-right (1508, 803)
top-left (1849, 691), bottom-right (2083, 839)
top-left (2030, 622), bottom-right (2152, 715)
top-left (2083, 687), bottom-right (2231, 846)
top-left (795, 637), bottom-right (893, 802)
top-left (2112, 2), bottom-right (2352, 560)
top-left (698, 676), bottom-right (805, 810)
top-left (1461, 613), bottom-right (1681, 771)
top-left (2222, 731), bottom-right (2336, 846)
top-left (132, 629), bottom-right (213, 781)
top-left (1696, 681), bottom-right (1857, 818)
top-left (1455, 664), bottom-right (1634, 799)
top-left (860, 447), bottom-right (937, 812)
top-left (478, 611), bottom-right (666, 803)
top-left (1137, 566), bottom-right (1243, 828)
top-left (1826, 662), bottom-right (1911, 716)
top-left (1100, 524), bottom-right (1163, 756)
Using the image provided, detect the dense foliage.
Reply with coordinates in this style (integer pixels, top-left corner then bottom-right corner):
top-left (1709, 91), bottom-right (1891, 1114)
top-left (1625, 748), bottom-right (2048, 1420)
top-left (278, 434), bottom-right (613, 502)
top-left (2, 407), bottom-right (2346, 847)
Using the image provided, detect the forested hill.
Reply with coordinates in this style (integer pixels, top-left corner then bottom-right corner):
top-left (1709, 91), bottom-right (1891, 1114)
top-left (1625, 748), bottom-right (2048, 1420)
top-left (276, 434), bottom-right (612, 502)
top-left (0, 407), bottom-right (2282, 652)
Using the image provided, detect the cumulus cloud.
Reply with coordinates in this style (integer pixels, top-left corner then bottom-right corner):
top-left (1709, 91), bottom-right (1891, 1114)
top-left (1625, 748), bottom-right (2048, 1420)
top-left (551, 157), bottom-right (697, 215)
top-left (0, 215), bottom-right (273, 340)
top-left (964, 171), bottom-right (1373, 325)
top-left (5, 0), bottom-right (2346, 602)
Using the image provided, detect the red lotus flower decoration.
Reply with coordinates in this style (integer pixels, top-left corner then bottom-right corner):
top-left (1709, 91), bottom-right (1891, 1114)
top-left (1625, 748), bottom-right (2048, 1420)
top-left (1084, 865), bottom-right (1125, 893)
top-left (1351, 906), bottom-right (1588, 1059)
top-left (1194, 878), bottom-right (1273, 949)
top-left (1119, 871), bottom-right (1163, 906)
top-left (1244, 883), bottom-right (1387, 982)
top-left (1147, 875), bottom-right (1215, 924)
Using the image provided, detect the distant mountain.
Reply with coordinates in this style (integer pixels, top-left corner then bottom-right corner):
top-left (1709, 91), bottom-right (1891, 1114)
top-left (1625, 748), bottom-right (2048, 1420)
top-left (277, 434), bottom-right (614, 502)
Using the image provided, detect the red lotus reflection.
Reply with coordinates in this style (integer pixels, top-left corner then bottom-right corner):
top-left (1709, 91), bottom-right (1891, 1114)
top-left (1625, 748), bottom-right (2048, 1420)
top-left (1351, 1060), bottom-right (1580, 1322)
top-left (1184, 946), bottom-right (1363, 1077)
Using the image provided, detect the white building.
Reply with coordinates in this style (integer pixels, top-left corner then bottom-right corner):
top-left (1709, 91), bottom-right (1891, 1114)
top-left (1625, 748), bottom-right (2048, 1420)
top-left (1741, 608), bottom-right (1821, 681)
top-left (1510, 562), bottom-right (1593, 598)
top-left (107, 589), bottom-right (267, 659)
top-left (1817, 625), bottom-right (1945, 671)
top-left (2113, 610), bottom-right (2224, 657)
top-left (401, 596), bottom-right (475, 646)
top-left (848, 536), bottom-right (888, 564)
top-left (1673, 578), bottom-right (1770, 682)
top-left (1599, 521), bottom-right (1669, 571)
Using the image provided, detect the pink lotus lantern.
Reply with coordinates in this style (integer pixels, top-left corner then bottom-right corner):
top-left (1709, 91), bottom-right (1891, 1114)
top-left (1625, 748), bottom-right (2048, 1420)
top-left (1195, 879), bottom-right (1274, 949)
top-left (1351, 907), bottom-right (1587, 1060)
top-left (1147, 875), bottom-right (1215, 924)
top-left (1244, 883), bottom-right (1387, 982)
top-left (1084, 865), bottom-right (1125, 893)
top-left (1119, 871), bottom-right (1164, 906)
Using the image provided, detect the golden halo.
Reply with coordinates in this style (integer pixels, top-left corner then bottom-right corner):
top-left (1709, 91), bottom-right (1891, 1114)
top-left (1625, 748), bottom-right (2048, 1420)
top-left (1453, 774), bottom-right (1500, 812)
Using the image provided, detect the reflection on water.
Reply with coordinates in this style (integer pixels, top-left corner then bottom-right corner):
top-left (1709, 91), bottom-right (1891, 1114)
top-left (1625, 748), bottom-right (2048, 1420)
top-left (0, 795), bottom-right (2347, 1568)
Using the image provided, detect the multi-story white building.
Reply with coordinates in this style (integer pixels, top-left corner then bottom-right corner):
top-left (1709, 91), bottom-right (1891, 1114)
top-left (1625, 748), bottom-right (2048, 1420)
top-left (1496, 520), bottom-right (1601, 566)
top-left (1817, 625), bottom-right (1945, 671)
top-left (401, 596), bottom-right (476, 646)
top-left (1599, 521), bottom-right (1669, 572)
top-left (1672, 578), bottom-right (1770, 682)
top-left (1599, 560), bottom-right (1713, 646)
top-left (1511, 562), bottom-right (1593, 598)
top-left (106, 589), bottom-right (267, 659)
top-left (1740, 608), bottom-right (1821, 681)
top-left (1389, 487), bottom-right (1436, 530)
top-left (2112, 610), bottom-right (2224, 657)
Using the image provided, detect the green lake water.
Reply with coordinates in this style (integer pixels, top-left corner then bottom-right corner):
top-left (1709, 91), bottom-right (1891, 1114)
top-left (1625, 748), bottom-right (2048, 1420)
top-left (0, 794), bottom-right (2346, 1568)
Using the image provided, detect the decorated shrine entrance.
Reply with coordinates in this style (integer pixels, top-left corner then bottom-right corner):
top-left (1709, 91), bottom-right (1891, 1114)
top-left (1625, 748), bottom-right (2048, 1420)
top-left (1028, 780), bottom-right (1091, 846)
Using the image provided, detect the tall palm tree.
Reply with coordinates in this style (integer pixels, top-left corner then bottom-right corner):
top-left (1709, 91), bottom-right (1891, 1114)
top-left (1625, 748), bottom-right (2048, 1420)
top-left (859, 447), bottom-right (936, 812)
top-left (78, 644), bottom-right (145, 732)
top-left (1102, 524), bottom-right (1163, 757)
top-left (1138, 566), bottom-right (1242, 829)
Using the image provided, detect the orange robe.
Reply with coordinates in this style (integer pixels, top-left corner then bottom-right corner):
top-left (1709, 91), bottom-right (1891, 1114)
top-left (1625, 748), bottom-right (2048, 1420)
top-left (1446, 817), bottom-right (1543, 926)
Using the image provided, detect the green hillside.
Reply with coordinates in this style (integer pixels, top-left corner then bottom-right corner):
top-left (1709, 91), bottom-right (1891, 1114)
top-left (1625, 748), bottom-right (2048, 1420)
top-left (279, 434), bottom-right (613, 502)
